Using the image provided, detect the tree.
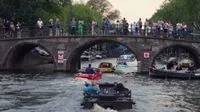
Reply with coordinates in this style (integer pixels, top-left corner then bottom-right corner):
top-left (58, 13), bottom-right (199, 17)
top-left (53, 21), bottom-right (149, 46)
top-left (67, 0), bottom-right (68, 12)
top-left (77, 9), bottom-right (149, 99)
top-left (0, 0), bottom-right (104, 31)
top-left (0, 0), bottom-right (71, 26)
top-left (71, 4), bottom-right (102, 24)
top-left (151, 0), bottom-right (200, 32)
top-left (87, 0), bottom-right (120, 20)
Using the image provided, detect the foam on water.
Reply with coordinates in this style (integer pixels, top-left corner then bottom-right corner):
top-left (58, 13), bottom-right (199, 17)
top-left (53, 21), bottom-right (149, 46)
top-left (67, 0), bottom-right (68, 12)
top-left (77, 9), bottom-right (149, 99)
top-left (92, 104), bottom-right (118, 112)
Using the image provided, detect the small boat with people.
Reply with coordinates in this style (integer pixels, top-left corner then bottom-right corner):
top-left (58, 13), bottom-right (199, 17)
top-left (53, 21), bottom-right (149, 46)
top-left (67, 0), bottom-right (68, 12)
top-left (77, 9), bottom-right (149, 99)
top-left (97, 62), bottom-right (115, 73)
top-left (81, 82), bottom-right (135, 110)
top-left (115, 54), bottom-right (137, 73)
top-left (149, 58), bottom-right (200, 79)
top-left (74, 64), bottom-right (102, 80)
top-left (74, 72), bottom-right (102, 80)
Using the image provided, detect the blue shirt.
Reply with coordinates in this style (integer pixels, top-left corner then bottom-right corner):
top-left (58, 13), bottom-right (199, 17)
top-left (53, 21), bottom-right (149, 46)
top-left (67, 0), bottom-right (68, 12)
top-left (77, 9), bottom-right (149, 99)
top-left (83, 86), bottom-right (100, 94)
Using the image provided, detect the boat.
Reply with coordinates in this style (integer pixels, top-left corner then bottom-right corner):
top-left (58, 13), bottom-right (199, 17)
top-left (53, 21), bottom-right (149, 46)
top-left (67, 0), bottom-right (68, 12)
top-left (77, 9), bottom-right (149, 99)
top-left (95, 54), bottom-right (103, 59)
top-left (81, 82), bottom-right (135, 110)
top-left (179, 59), bottom-right (193, 68)
top-left (97, 62), bottom-right (115, 73)
top-left (149, 68), bottom-right (200, 79)
top-left (74, 72), bottom-right (102, 80)
top-left (115, 54), bottom-right (137, 73)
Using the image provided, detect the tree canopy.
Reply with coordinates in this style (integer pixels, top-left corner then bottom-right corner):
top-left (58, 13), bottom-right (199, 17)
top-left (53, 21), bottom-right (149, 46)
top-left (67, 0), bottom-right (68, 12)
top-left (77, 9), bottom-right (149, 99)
top-left (87, 0), bottom-right (120, 20)
top-left (0, 0), bottom-right (68, 25)
top-left (151, 0), bottom-right (200, 32)
top-left (0, 0), bottom-right (104, 28)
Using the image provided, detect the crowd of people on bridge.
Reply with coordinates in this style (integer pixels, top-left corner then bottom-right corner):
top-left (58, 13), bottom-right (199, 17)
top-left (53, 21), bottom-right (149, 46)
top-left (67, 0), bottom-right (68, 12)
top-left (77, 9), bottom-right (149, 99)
top-left (0, 16), bottom-right (193, 39)
top-left (101, 18), bottom-right (191, 38)
top-left (0, 17), bottom-right (22, 38)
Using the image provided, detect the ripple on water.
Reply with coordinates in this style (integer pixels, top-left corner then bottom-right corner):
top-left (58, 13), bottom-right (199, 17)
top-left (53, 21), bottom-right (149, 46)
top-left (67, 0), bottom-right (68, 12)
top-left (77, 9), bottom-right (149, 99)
top-left (1, 71), bottom-right (200, 112)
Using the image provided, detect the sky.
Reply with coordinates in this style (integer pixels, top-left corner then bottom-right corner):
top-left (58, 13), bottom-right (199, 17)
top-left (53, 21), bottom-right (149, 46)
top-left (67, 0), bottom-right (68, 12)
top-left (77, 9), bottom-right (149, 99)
top-left (73, 0), bottom-right (165, 22)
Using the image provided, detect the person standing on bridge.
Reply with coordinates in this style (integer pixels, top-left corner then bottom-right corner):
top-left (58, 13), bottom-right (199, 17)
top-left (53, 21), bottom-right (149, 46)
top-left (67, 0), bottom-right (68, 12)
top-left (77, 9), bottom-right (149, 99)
top-left (16, 22), bottom-right (21, 38)
top-left (138, 18), bottom-right (143, 36)
top-left (48, 19), bottom-right (54, 36)
top-left (78, 20), bottom-right (84, 35)
top-left (37, 18), bottom-right (44, 36)
top-left (70, 17), bottom-right (76, 35)
top-left (91, 20), bottom-right (97, 35)
top-left (103, 18), bottom-right (111, 35)
top-left (55, 18), bottom-right (61, 36)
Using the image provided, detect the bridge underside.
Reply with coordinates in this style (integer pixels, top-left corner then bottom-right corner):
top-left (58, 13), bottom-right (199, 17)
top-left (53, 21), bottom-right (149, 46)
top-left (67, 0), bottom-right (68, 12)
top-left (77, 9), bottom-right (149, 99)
top-left (2, 43), bottom-right (55, 72)
top-left (67, 39), bottom-right (140, 72)
top-left (152, 44), bottom-right (200, 68)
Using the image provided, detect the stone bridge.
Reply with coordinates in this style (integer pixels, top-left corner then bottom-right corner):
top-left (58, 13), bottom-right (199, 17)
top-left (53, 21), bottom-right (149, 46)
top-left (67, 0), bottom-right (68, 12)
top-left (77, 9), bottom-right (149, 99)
top-left (0, 35), bottom-right (200, 73)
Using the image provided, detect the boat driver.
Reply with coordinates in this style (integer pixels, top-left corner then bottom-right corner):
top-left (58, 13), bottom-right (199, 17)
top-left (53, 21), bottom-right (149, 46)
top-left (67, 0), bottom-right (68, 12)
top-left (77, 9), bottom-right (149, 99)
top-left (85, 64), bottom-right (95, 74)
top-left (83, 83), bottom-right (100, 94)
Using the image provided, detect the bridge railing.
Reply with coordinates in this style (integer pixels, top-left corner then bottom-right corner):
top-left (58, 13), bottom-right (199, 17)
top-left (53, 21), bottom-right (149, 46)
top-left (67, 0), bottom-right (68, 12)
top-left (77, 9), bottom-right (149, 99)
top-left (0, 24), bottom-right (200, 41)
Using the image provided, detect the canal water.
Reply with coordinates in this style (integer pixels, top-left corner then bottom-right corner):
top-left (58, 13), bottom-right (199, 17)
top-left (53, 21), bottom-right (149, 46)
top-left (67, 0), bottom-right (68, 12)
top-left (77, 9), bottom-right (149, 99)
top-left (0, 58), bottom-right (200, 112)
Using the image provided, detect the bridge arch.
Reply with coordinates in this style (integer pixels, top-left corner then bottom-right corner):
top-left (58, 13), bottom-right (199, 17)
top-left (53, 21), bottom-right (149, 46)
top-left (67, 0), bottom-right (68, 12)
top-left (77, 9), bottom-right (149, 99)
top-left (67, 38), bottom-right (140, 71)
top-left (151, 44), bottom-right (200, 68)
top-left (3, 42), bottom-right (56, 71)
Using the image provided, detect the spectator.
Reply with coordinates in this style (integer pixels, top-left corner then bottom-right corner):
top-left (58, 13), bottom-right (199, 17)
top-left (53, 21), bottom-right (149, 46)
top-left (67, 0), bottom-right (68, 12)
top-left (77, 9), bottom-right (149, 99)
top-left (78, 20), bottom-right (84, 35)
top-left (91, 20), bottom-right (97, 35)
top-left (103, 18), bottom-right (111, 35)
top-left (55, 18), bottom-right (61, 36)
top-left (4, 20), bottom-right (10, 38)
top-left (116, 20), bottom-right (120, 35)
top-left (10, 21), bottom-right (15, 38)
top-left (0, 18), bottom-right (4, 38)
top-left (70, 17), bottom-right (76, 35)
top-left (16, 22), bottom-right (21, 38)
top-left (37, 18), bottom-right (44, 36)
top-left (138, 18), bottom-right (142, 35)
top-left (48, 19), bottom-right (54, 36)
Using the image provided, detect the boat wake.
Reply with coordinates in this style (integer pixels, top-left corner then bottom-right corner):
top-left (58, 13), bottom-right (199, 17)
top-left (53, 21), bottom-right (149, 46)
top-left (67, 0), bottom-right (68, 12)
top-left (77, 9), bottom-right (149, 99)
top-left (74, 78), bottom-right (91, 85)
top-left (92, 104), bottom-right (118, 112)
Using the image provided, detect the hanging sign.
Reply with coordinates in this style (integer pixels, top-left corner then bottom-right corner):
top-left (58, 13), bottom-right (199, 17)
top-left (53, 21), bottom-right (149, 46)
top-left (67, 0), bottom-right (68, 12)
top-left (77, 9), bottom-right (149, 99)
top-left (143, 52), bottom-right (150, 59)
top-left (57, 51), bottom-right (64, 63)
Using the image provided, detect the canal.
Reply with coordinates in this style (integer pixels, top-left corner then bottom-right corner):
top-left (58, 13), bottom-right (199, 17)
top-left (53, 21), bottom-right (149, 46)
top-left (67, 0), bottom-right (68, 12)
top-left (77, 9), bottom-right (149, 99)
top-left (0, 58), bottom-right (200, 112)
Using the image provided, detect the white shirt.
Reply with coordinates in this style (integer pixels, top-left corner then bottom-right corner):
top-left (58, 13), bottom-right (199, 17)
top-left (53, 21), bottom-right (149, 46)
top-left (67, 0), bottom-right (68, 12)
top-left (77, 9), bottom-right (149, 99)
top-left (37, 20), bottom-right (43, 28)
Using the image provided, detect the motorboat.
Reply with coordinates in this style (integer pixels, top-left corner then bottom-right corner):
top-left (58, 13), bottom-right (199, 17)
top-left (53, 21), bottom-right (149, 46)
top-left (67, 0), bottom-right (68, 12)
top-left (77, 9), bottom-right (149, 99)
top-left (81, 52), bottom-right (95, 61)
top-left (97, 62), bottom-right (115, 73)
top-left (74, 72), bottom-right (102, 80)
top-left (115, 54), bottom-right (137, 73)
top-left (178, 59), bottom-right (193, 68)
top-left (81, 82), bottom-right (135, 110)
top-left (31, 47), bottom-right (50, 56)
top-left (95, 54), bottom-right (103, 59)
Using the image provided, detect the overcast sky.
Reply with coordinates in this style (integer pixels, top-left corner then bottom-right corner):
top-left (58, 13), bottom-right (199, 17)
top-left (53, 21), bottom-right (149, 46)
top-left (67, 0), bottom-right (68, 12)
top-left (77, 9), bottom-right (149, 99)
top-left (73, 0), bottom-right (165, 22)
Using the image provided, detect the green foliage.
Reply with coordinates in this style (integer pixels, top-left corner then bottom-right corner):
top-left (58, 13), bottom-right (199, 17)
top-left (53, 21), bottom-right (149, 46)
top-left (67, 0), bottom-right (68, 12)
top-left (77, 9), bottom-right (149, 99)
top-left (87, 0), bottom-right (120, 20)
top-left (71, 4), bottom-right (103, 24)
top-left (151, 0), bottom-right (200, 32)
top-left (0, 0), bottom-right (103, 29)
top-left (0, 0), bottom-right (64, 26)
